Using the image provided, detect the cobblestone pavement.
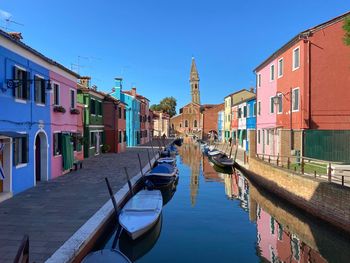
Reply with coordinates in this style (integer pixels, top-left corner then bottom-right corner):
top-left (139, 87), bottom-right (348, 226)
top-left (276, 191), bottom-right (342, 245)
top-left (0, 140), bottom-right (172, 263)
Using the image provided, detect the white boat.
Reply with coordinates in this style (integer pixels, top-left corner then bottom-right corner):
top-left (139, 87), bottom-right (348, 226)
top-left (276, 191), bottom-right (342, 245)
top-left (156, 157), bottom-right (176, 166)
top-left (119, 190), bottom-right (163, 240)
top-left (207, 150), bottom-right (222, 156)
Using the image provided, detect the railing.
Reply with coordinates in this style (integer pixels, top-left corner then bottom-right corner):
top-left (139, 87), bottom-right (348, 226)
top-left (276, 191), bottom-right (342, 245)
top-left (14, 235), bottom-right (29, 263)
top-left (256, 153), bottom-right (350, 187)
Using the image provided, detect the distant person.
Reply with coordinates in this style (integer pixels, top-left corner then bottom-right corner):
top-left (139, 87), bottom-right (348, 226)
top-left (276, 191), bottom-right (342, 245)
top-left (228, 137), bottom-right (232, 146)
top-left (162, 133), bottom-right (167, 140)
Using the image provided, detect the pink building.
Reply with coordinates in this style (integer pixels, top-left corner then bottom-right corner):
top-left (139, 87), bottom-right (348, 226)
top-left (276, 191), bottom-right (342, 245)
top-left (50, 71), bottom-right (82, 179)
top-left (255, 59), bottom-right (278, 156)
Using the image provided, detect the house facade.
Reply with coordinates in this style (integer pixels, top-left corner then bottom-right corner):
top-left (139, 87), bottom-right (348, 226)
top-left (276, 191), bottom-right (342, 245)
top-left (77, 77), bottom-right (105, 158)
top-left (202, 103), bottom-right (224, 140)
top-left (50, 70), bottom-right (82, 179)
top-left (255, 11), bottom-right (350, 162)
top-left (153, 111), bottom-right (170, 137)
top-left (137, 94), bottom-right (151, 144)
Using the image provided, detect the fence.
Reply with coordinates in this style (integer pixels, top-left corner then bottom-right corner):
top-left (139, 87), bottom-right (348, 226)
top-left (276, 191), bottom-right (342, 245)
top-left (256, 153), bottom-right (350, 187)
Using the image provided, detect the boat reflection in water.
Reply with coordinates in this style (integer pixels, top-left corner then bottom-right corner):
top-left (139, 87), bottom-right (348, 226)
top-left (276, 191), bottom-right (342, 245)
top-left (118, 215), bottom-right (163, 262)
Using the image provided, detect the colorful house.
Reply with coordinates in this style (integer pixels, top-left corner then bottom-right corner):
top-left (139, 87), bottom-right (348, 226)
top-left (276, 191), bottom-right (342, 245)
top-left (246, 98), bottom-right (256, 153)
top-left (0, 30), bottom-right (79, 199)
top-left (50, 68), bottom-right (82, 179)
top-left (137, 94), bottom-right (151, 145)
top-left (217, 110), bottom-right (224, 142)
top-left (77, 77), bottom-right (105, 158)
top-left (112, 79), bottom-right (140, 147)
top-left (103, 95), bottom-right (127, 153)
top-left (254, 11), bottom-right (350, 162)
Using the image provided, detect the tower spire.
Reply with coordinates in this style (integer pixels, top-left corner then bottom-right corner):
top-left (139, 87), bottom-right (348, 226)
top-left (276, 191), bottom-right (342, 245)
top-left (190, 57), bottom-right (200, 104)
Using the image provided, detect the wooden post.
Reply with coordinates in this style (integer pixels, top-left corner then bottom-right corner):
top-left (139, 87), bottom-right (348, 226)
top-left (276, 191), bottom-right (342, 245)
top-left (328, 163), bottom-right (332, 183)
top-left (137, 153), bottom-right (144, 177)
top-left (105, 177), bottom-right (119, 215)
top-left (147, 149), bottom-right (152, 168)
top-left (342, 176), bottom-right (344, 186)
top-left (268, 155), bottom-right (270, 163)
top-left (287, 157), bottom-right (290, 169)
top-left (14, 235), bottom-right (29, 263)
top-left (124, 167), bottom-right (134, 196)
top-left (301, 158), bottom-right (304, 174)
top-left (276, 156), bottom-right (279, 166)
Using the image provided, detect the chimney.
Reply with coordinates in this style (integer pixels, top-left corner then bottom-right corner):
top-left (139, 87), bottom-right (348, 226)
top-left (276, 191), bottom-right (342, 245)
top-left (8, 32), bottom-right (23, 41)
top-left (131, 87), bottom-right (136, 97)
top-left (79, 76), bottom-right (91, 88)
top-left (115, 77), bottom-right (123, 89)
top-left (249, 87), bottom-right (255, 93)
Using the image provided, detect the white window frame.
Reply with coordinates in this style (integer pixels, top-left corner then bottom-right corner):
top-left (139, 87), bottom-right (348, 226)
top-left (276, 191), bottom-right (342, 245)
top-left (53, 82), bottom-right (60, 106)
top-left (53, 132), bottom-right (62, 157)
top-left (14, 65), bottom-right (28, 103)
top-left (278, 58), bottom-right (284, 78)
top-left (70, 88), bottom-right (76, 109)
top-left (292, 87), bottom-right (300, 112)
top-left (277, 93), bottom-right (283, 114)
top-left (257, 73), bottom-right (261, 88)
top-left (292, 46), bottom-right (300, 71)
top-left (34, 74), bottom-right (45, 106)
top-left (270, 64), bottom-right (275, 81)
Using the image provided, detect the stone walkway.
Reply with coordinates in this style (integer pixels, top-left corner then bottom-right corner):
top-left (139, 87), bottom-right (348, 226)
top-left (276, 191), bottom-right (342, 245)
top-left (0, 140), bottom-right (171, 263)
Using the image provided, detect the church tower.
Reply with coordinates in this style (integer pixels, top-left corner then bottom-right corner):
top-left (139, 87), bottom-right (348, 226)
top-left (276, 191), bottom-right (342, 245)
top-left (190, 57), bottom-right (200, 105)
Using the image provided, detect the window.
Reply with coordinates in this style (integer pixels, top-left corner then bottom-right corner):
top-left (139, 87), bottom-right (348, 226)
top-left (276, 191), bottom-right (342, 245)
top-left (270, 64), bottom-right (275, 81)
top-left (90, 132), bottom-right (96, 147)
top-left (257, 74), bottom-right (261, 88)
top-left (292, 88), bottom-right (299, 111)
top-left (71, 133), bottom-right (82, 152)
top-left (270, 97), bottom-right (274, 114)
top-left (258, 130), bottom-right (260, 144)
top-left (118, 107), bottom-right (122, 118)
top-left (118, 131), bottom-right (122, 143)
top-left (34, 75), bottom-right (46, 104)
top-left (124, 130), bottom-right (127, 142)
top-left (13, 66), bottom-right (29, 100)
top-left (53, 83), bottom-right (60, 105)
top-left (90, 99), bottom-right (96, 115)
top-left (139, 115), bottom-right (142, 122)
top-left (194, 120), bottom-right (197, 127)
top-left (277, 94), bottom-right (283, 113)
top-left (123, 109), bottom-right (126, 119)
top-left (185, 120), bottom-right (188, 127)
top-left (53, 133), bottom-right (62, 156)
top-left (253, 102), bottom-right (257, 116)
top-left (258, 101), bottom-right (261, 115)
top-left (14, 136), bottom-right (28, 166)
top-left (266, 130), bottom-right (270, 145)
top-left (228, 114), bottom-right (231, 121)
top-left (179, 123), bottom-right (182, 128)
top-left (243, 106), bottom-right (247, 118)
top-left (278, 58), bottom-right (284, 78)
top-left (70, 90), bottom-right (75, 109)
top-left (98, 101), bottom-right (102, 116)
top-left (293, 47), bottom-right (300, 70)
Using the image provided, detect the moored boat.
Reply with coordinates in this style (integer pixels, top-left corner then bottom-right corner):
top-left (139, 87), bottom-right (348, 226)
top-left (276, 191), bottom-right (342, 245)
top-left (145, 163), bottom-right (178, 187)
top-left (211, 154), bottom-right (235, 168)
top-left (119, 190), bottom-right (163, 240)
top-left (82, 249), bottom-right (132, 263)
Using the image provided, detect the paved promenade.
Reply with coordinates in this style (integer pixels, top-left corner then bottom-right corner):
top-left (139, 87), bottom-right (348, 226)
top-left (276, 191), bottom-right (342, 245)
top-left (0, 141), bottom-right (171, 263)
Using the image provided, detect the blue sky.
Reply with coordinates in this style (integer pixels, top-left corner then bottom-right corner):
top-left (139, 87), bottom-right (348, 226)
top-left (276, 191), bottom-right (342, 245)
top-left (1, 1), bottom-right (350, 110)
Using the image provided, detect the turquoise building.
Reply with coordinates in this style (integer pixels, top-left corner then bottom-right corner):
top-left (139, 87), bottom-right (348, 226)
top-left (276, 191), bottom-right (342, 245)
top-left (112, 79), bottom-right (140, 146)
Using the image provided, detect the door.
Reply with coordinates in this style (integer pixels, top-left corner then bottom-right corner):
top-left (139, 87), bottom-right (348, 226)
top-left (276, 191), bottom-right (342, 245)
top-left (95, 132), bottom-right (100, 155)
top-left (0, 141), bottom-right (3, 192)
top-left (262, 130), bottom-right (265, 154)
top-left (35, 135), bottom-right (41, 181)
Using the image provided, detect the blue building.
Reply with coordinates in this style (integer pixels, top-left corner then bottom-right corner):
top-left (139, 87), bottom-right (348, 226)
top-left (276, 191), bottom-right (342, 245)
top-left (0, 31), bottom-right (79, 199)
top-left (112, 79), bottom-right (140, 146)
top-left (246, 98), bottom-right (256, 152)
top-left (217, 110), bottom-right (224, 142)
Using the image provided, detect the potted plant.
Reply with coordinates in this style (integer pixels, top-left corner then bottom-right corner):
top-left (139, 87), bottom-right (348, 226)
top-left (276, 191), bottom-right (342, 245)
top-left (53, 105), bottom-right (66, 113)
top-left (70, 108), bottom-right (80, 114)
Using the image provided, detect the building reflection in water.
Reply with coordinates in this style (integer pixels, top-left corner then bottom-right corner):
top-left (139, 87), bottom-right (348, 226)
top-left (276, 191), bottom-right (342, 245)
top-left (223, 172), bottom-right (249, 211)
top-left (178, 144), bottom-right (201, 206)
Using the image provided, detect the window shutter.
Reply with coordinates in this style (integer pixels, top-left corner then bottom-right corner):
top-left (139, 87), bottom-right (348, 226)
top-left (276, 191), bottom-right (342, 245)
top-left (42, 79), bottom-right (46, 104)
top-left (13, 138), bottom-right (18, 166)
top-left (13, 67), bottom-right (17, 97)
top-left (34, 77), bottom-right (39, 102)
top-left (24, 136), bottom-right (29, 163)
top-left (25, 71), bottom-right (31, 100)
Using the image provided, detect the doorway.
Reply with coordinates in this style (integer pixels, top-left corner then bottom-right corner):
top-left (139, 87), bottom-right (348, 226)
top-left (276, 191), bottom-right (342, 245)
top-left (34, 132), bottom-right (48, 183)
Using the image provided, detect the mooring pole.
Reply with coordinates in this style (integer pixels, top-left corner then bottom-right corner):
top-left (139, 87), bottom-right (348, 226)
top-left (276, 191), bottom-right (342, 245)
top-left (105, 177), bottom-right (119, 215)
top-left (137, 153), bottom-right (144, 177)
top-left (123, 167), bottom-right (134, 196)
top-left (150, 139), bottom-right (156, 157)
top-left (147, 149), bottom-right (152, 168)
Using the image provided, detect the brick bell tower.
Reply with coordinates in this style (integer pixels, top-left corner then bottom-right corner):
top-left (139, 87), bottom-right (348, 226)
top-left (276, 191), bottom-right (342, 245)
top-left (190, 57), bottom-right (200, 105)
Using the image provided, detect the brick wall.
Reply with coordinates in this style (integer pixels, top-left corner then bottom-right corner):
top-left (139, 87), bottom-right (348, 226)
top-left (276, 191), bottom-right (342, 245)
top-left (279, 129), bottom-right (302, 164)
top-left (244, 158), bottom-right (350, 234)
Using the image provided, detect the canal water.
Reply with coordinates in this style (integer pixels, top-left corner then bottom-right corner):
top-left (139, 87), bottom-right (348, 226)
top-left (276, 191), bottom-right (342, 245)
top-left (95, 143), bottom-right (350, 263)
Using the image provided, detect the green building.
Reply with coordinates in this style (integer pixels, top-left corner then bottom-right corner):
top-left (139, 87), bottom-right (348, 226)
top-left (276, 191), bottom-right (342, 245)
top-left (77, 77), bottom-right (105, 158)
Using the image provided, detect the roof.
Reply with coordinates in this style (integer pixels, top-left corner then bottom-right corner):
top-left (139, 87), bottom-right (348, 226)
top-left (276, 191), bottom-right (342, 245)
top-left (0, 29), bottom-right (80, 78)
top-left (254, 10), bottom-right (350, 72)
top-left (224, 89), bottom-right (255, 99)
top-left (77, 83), bottom-right (106, 99)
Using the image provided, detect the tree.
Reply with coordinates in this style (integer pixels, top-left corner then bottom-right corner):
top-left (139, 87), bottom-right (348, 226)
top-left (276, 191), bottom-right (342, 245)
top-left (343, 15), bottom-right (350, 46)
top-left (150, 96), bottom-right (177, 117)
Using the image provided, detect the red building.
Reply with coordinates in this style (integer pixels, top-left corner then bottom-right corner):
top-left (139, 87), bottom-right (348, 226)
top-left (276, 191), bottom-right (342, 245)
top-left (103, 95), bottom-right (127, 153)
top-left (202, 103), bottom-right (224, 140)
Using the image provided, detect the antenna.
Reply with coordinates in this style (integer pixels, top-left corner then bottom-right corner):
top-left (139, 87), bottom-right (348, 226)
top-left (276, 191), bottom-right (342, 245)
top-left (2, 16), bottom-right (24, 31)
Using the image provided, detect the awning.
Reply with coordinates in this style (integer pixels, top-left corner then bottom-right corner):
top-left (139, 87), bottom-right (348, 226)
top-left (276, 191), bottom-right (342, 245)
top-left (0, 131), bottom-right (26, 138)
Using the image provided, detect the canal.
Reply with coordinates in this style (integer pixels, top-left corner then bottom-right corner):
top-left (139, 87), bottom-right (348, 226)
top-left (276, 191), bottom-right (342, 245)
top-left (94, 143), bottom-right (350, 263)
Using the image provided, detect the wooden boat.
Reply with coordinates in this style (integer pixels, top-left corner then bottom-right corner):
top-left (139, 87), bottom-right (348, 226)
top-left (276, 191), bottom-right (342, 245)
top-left (82, 249), bottom-right (131, 263)
top-left (119, 190), bottom-right (163, 240)
top-left (207, 149), bottom-right (222, 157)
top-left (145, 163), bottom-right (178, 187)
top-left (211, 154), bottom-right (235, 168)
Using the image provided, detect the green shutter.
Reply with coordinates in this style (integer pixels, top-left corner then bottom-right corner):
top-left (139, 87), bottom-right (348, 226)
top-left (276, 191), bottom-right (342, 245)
top-left (62, 134), bottom-right (74, 170)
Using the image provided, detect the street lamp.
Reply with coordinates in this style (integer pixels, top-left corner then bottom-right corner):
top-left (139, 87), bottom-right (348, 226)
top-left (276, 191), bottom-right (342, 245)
top-left (272, 87), bottom-right (294, 151)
